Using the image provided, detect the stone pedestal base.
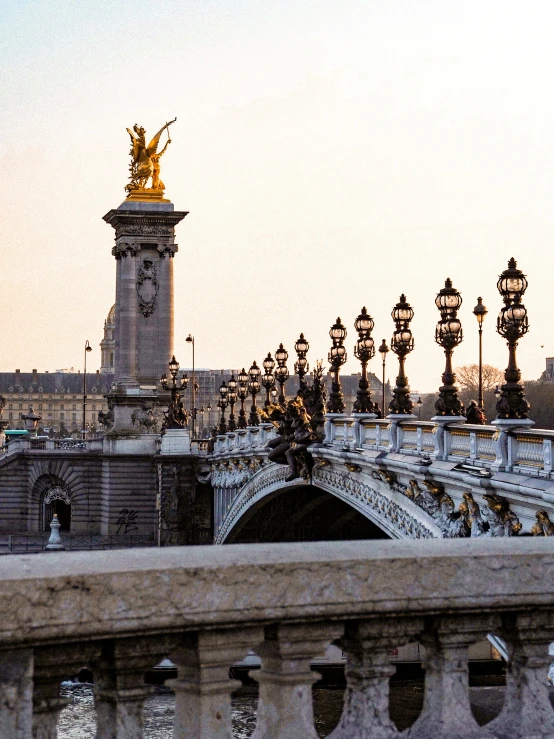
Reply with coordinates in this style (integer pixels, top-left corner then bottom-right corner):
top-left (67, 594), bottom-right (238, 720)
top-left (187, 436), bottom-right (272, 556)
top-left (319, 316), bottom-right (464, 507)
top-left (386, 414), bottom-right (416, 453)
top-left (491, 417), bottom-right (535, 470)
top-left (160, 429), bottom-right (191, 455)
top-left (431, 416), bottom-right (467, 460)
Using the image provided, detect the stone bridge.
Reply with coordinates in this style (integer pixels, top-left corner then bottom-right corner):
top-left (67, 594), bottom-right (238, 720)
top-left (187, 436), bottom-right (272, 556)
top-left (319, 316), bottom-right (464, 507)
top-left (209, 414), bottom-right (554, 544)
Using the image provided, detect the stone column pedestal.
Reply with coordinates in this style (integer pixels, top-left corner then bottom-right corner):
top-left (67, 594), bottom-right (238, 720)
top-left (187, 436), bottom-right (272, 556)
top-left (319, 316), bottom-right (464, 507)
top-left (386, 414), bottom-right (416, 452)
top-left (491, 417), bottom-right (535, 471)
top-left (431, 416), bottom-right (467, 460)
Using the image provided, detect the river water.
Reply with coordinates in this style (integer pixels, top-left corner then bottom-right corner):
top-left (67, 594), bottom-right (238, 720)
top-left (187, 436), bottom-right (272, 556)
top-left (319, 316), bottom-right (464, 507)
top-left (57, 682), bottom-right (427, 738)
top-left (58, 681), bottom-right (512, 737)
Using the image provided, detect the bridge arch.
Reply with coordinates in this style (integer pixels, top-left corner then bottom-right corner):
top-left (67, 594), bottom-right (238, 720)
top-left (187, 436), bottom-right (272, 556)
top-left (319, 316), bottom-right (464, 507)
top-left (215, 462), bottom-right (440, 544)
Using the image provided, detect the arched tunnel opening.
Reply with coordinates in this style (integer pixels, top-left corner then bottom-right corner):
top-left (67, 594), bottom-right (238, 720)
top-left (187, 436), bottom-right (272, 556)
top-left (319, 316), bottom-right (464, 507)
top-left (224, 484), bottom-right (392, 543)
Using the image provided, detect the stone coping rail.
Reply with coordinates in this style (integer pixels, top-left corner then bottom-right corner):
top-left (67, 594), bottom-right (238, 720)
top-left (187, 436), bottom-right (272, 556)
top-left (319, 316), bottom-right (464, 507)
top-left (2, 538), bottom-right (554, 737)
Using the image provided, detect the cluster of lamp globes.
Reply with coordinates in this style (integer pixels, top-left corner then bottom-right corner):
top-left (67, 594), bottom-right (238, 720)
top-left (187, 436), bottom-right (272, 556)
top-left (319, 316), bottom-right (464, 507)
top-left (169, 258), bottom-right (530, 431)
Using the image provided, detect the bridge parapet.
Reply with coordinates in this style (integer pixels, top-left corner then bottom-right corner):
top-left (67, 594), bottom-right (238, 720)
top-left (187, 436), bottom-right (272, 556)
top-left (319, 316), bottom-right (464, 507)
top-left (210, 414), bottom-right (554, 541)
top-left (1, 539), bottom-right (553, 737)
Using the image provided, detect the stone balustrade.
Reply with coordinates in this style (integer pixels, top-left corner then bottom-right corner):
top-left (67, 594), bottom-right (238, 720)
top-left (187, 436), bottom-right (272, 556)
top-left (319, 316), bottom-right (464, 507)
top-left (211, 414), bottom-right (554, 480)
top-left (1, 538), bottom-right (554, 738)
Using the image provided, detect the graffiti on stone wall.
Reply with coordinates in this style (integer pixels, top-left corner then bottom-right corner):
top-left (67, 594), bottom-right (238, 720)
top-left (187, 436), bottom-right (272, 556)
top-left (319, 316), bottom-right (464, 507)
top-left (116, 508), bottom-right (139, 534)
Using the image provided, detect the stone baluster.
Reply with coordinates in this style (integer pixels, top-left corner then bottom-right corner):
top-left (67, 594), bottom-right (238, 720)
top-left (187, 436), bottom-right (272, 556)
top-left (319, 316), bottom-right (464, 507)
top-left (543, 437), bottom-right (552, 474)
top-left (93, 636), bottom-right (172, 739)
top-left (33, 643), bottom-right (98, 739)
top-left (170, 627), bottom-right (263, 739)
top-left (487, 611), bottom-right (554, 739)
top-left (329, 618), bottom-right (421, 739)
top-left (407, 615), bottom-right (498, 739)
top-left (251, 622), bottom-right (338, 739)
top-left (0, 648), bottom-right (34, 738)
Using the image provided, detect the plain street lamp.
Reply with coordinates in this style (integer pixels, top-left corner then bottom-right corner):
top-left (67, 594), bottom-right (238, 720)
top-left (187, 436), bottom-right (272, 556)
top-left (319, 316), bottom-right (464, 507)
top-left (353, 307), bottom-right (376, 414)
top-left (248, 362), bottom-right (261, 425)
top-left (388, 295), bottom-right (415, 415)
top-left (82, 340), bottom-right (92, 440)
top-left (327, 317), bottom-right (347, 413)
top-left (378, 339), bottom-right (389, 418)
top-left (495, 258), bottom-right (530, 419)
top-left (417, 396), bottom-right (423, 421)
top-left (186, 334), bottom-right (196, 437)
top-left (473, 297), bottom-right (488, 410)
top-left (434, 278), bottom-right (464, 417)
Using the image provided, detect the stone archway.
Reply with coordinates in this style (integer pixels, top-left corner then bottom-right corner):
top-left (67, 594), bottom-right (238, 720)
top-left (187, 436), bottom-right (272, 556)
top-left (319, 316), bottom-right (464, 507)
top-left (39, 483), bottom-right (72, 532)
top-left (224, 484), bottom-right (391, 544)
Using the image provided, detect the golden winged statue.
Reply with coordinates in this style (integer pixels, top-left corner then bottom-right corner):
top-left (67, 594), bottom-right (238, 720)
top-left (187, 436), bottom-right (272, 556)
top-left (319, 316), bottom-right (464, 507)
top-left (125, 118), bottom-right (176, 199)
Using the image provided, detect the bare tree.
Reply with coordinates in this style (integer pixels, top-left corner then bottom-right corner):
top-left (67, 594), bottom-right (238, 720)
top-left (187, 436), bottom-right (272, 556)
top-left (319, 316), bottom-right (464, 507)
top-left (454, 364), bottom-right (504, 393)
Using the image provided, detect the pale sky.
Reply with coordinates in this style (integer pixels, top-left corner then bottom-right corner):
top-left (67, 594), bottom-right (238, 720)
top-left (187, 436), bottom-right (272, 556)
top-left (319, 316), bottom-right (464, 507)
top-left (1, 0), bottom-right (554, 392)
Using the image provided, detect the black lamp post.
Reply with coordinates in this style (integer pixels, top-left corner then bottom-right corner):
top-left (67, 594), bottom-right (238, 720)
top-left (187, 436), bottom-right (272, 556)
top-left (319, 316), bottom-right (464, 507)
top-left (378, 339), bottom-right (389, 418)
top-left (471, 296), bottom-right (488, 411)
top-left (274, 344), bottom-right (289, 405)
top-left (495, 258), bottom-right (530, 419)
top-left (262, 353), bottom-right (276, 407)
top-left (388, 295), bottom-right (415, 415)
top-left (237, 368), bottom-right (249, 429)
top-left (353, 307), bottom-right (376, 414)
top-left (417, 397), bottom-right (423, 420)
top-left (434, 278), bottom-right (464, 417)
top-left (248, 362), bottom-right (261, 425)
top-left (227, 374), bottom-right (238, 431)
top-left (82, 340), bottom-right (92, 440)
top-left (160, 355), bottom-right (189, 429)
top-left (218, 381), bottom-right (229, 434)
top-left (327, 317), bottom-right (347, 413)
top-left (294, 333), bottom-right (310, 390)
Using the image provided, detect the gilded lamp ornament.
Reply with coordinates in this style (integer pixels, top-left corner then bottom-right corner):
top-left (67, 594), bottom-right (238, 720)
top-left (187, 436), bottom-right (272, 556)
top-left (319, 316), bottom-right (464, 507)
top-left (125, 118), bottom-right (176, 201)
top-left (434, 278), bottom-right (464, 417)
top-left (495, 258), bottom-right (530, 420)
top-left (388, 295), bottom-right (415, 415)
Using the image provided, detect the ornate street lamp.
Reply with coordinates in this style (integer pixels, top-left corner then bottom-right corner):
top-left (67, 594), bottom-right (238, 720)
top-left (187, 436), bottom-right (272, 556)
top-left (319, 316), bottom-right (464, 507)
top-left (388, 295), bottom-right (415, 415)
top-left (248, 362), bottom-right (261, 425)
top-left (237, 368), bottom-right (249, 429)
top-left (227, 374), bottom-right (238, 431)
top-left (262, 353), bottom-right (276, 407)
top-left (473, 297), bottom-right (488, 410)
top-left (161, 356), bottom-right (189, 429)
top-left (327, 317), bottom-right (347, 413)
top-left (274, 344), bottom-right (289, 405)
top-left (294, 333), bottom-right (310, 389)
top-left (378, 339), bottom-right (389, 417)
top-left (353, 307), bottom-right (376, 414)
top-left (434, 278), bottom-right (464, 417)
top-left (495, 258), bottom-right (530, 419)
top-left (218, 381), bottom-right (229, 434)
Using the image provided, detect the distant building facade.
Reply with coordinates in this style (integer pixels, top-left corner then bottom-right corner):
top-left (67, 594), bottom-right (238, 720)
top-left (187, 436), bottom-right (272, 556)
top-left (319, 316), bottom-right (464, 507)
top-left (0, 369), bottom-right (113, 433)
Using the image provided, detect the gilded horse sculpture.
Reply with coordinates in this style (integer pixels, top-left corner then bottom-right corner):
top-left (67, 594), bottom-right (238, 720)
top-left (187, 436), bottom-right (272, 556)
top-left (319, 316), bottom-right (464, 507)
top-left (125, 118), bottom-right (176, 197)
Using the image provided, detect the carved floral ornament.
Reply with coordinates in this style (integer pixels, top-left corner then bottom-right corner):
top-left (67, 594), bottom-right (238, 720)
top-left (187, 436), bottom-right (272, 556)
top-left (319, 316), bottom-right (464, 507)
top-left (44, 486), bottom-right (71, 507)
top-left (136, 260), bottom-right (158, 317)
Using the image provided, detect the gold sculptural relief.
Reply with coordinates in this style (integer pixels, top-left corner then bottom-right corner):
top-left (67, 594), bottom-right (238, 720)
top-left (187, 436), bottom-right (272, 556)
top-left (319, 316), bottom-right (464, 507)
top-left (125, 118), bottom-right (176, 202)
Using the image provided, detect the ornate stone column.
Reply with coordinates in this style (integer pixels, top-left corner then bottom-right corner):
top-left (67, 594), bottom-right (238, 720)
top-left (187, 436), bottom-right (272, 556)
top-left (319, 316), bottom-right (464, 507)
top-left (169, 627), bottom-right (263, 739)
top-left (0, 648), bottom-right (34, 739)
top-left (103, 201), bottom-right (187, 437)
top-left (251, 622), bottom-right (338, 739)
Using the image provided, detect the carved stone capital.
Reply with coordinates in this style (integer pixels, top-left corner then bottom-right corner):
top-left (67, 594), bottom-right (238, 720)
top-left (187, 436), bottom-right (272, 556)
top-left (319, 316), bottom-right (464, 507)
top-left (112, 242), bottom-right (140, 259)
top-left (157, 243), bottom-right (179, 258)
